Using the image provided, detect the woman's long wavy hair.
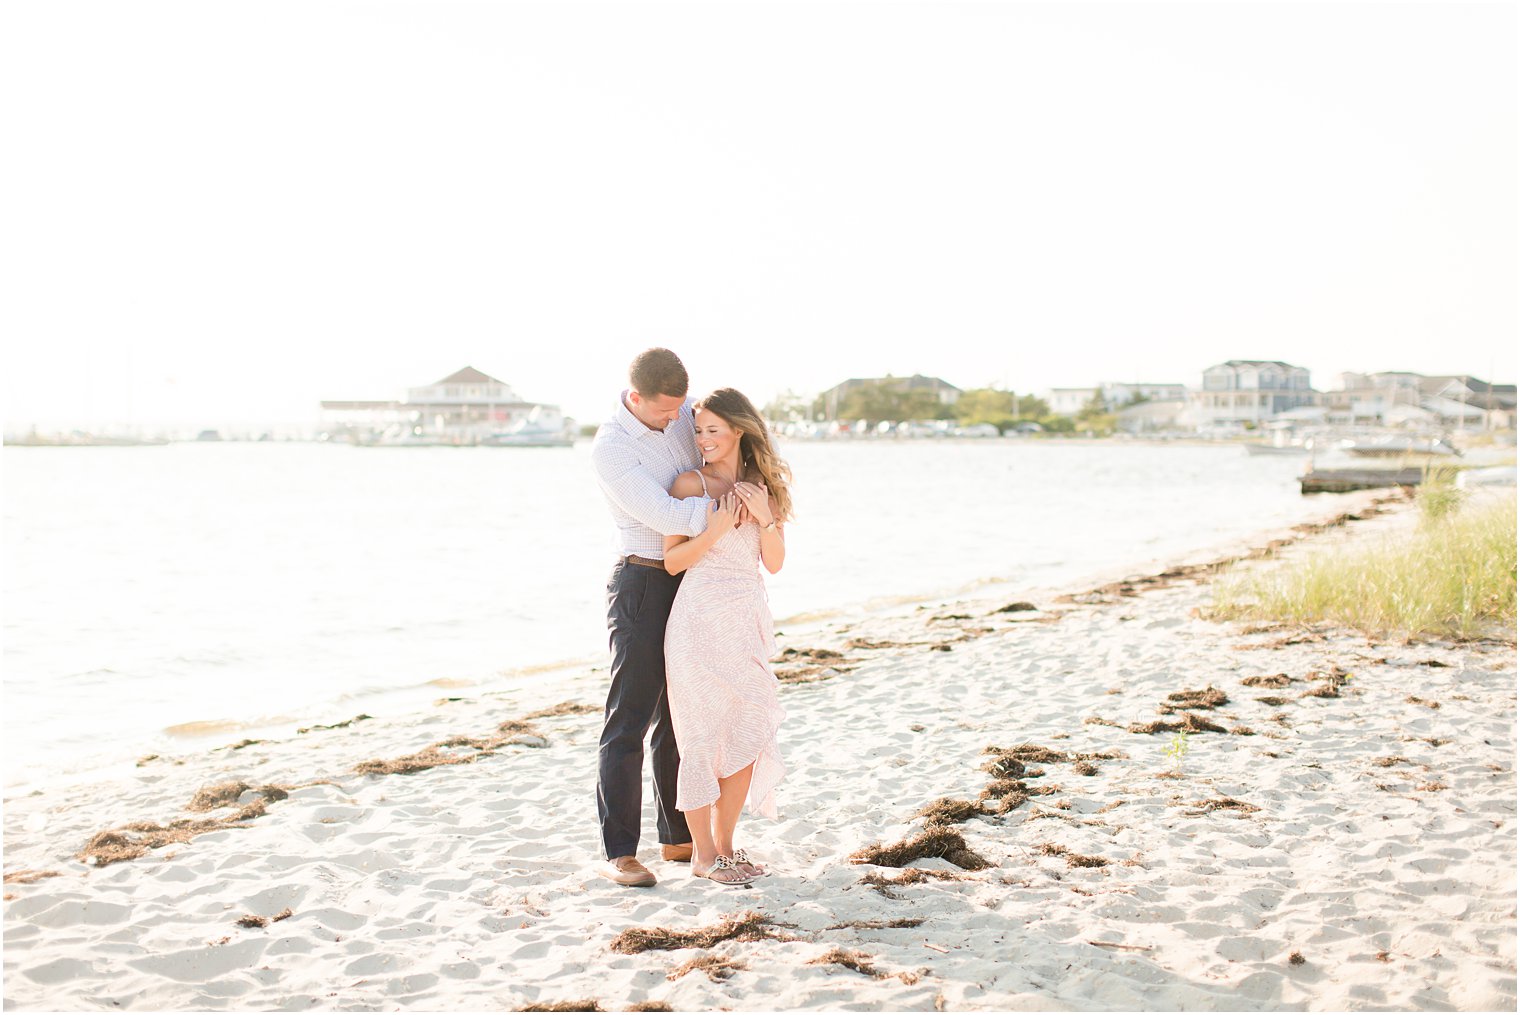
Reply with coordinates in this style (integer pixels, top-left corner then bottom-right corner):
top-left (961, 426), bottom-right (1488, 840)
top-left (696, 387), bottom-right (794, 523)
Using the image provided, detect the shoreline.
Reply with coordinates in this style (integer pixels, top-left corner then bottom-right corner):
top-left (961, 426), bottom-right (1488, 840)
top-left (3, 484), bottom-right (1393, 801)
top-left (4, 491), bottom-right (1514, 1011)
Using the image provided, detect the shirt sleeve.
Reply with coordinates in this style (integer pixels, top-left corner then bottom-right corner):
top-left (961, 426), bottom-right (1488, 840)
top-left (592, 437), bottom-right (711, 538)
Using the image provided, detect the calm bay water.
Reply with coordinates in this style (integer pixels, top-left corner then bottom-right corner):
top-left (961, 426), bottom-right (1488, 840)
top-left (4, 440), bottom-right (1335, 791)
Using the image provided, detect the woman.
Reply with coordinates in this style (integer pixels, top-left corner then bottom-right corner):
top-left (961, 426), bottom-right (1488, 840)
top-left (662, 388), bottom-right (793, 886)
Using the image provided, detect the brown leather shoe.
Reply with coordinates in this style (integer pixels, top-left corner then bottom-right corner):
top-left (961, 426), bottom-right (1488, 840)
top-left (598, 855), bottom-right (656, 887)
top-left (661, 842), bottom-right (694, 863)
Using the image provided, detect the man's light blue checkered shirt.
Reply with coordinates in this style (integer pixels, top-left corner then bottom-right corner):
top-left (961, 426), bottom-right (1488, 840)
top-left (590, 392), bottom-right (710, 560)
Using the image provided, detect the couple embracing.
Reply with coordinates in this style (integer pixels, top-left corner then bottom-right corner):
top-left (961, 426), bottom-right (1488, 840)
top-left (589, 348), bottom-right (793, 888)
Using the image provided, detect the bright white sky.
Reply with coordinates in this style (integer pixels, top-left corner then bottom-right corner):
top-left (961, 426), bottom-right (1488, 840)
top-left (3, 1), bottom-right (1515, 428)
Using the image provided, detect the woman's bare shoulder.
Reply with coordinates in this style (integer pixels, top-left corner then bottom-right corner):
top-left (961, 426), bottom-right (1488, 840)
top-left (670, 469), bottom-right (706, 497)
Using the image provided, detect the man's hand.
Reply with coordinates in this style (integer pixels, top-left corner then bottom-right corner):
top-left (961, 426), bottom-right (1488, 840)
top-left (709, 491), bottom-right (742, 530)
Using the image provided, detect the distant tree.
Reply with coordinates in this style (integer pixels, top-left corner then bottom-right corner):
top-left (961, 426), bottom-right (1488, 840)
top-left (837, 384), bottom-right (943, 424)
top-left (1125, 391), bottom-right (1151, 406)
top-left (1076, 389), bottom-right (1109, 422)
top-left (1039, 415), bottom-right (1076, 433)
top-left (1017, 394), bottom-right (1051, 419)
top-left (955, 388), bottom-right (1016, 428)
top-left (763, 390), bottom-right (808, 422)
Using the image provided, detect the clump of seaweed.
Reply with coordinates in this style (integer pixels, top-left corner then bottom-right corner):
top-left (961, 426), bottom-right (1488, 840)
top-left (297, 714), bottom-right (372, 734)
top-left (1127, 714), bottom-right (1226, 735)
top-left (79, 803), bottom-right (270, 867)
top-left (982, 744), bottom-right (1123, 777)
top-left (1241, 674), bottom-right (1294, 688)
top-left (915, 797), bottom-right (985, 827)
top-left (1159, 687), bottom-right (1228, 712)
top-left (807, 947), bottom-right (920, 984)
top-left (1073, 761), bottom-right (1099, 776)
top-left (1256, 696), bottom-right (1293, 707)
top-left (850, 828), bottom-right (991, 871)
top-left (235, 907), bottom-right (292, 929)
top-left (523, 701), bottom-right (599, 720)
top-left (3, 870), bottom-right (62, 885)
top-left (825, 918), bottom-right (926, 930)
top-left (667, 953), bottom-right (746, 982)
top-left (1405, 696), bottom-right (1441, 710)
top-left (518, 1002), bottom-right (603, 1013)
top-left (981, 755), bottom-right (1028, 779)
top-left (610, 912), bottom-right (781, 954)
top-left (187, 782), bottom-right (289, 812)
top-left (978, 779), bottom-right (1031, 813)
top-left (624, 1004), bottom-right (673, 1013)
top-left (845, 637), bottom-right (916, 650)
top-left (858, 868), bottom-right (967, 898)
top-left (1184, 797), bottom-right (1260, 816)
top-left (355, 720), bottom-right (546, 776)
top-left (1036, 843), bottom-right (1109, 868)
top-left (1371, 756), bottom-right (1408, 768)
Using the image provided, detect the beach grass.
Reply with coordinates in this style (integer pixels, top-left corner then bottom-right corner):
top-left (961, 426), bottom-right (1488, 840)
top-left (1213, 491), bottom-right (1517, 641)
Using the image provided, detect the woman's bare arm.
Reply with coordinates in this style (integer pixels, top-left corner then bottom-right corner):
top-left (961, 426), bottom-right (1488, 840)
top-left (663, 472), bottom-right (737, 575)
top-left (757, 495), bottom-right (785, 574)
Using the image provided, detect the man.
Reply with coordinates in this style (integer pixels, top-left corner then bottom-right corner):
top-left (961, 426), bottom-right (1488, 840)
top-left (589, 348), bottom-right (715, 887)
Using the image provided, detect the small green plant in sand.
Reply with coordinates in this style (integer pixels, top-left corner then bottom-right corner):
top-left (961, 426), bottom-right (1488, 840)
top-left (1163, 730), bottom-right (1190, 772)
top-left (1417, 465), bottom-right (1464, 524)
top-left (1214, 493), bottom-right (1516, 641)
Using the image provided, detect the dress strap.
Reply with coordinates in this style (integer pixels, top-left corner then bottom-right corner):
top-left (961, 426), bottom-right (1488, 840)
top-left (695, 470), bottom-right (709, 497)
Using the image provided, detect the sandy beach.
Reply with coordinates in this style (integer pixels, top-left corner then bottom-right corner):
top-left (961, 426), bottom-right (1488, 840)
top-left (4, 490), bottom-right (1515, 1012)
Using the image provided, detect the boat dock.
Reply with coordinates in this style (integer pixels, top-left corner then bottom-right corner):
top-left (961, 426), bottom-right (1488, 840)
top-left (1300, 468), bottom-right (1425, 494)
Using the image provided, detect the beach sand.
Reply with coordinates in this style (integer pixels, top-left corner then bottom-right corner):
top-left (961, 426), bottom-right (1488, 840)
top-left (4, 491), bottom-right (1515, 1011)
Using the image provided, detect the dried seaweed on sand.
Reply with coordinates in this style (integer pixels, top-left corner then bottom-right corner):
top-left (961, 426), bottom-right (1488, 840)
top-left (610, 912), bottom-right (782, 954)
top-left (1036, 843), bottom-right (1109, 868)
top-left (1241, 673), bottom-right (1294, 688)
top-left (1184, 797), bottom-right (1261, 816)
top-left (354, 720), bottom-right (546, 776)
top-left (915, 797), bottom-right (986, 826)
top-left (523, 701), bottom-right (599, 719)
top-left (807, 947), bottom-right (919, 984)
top-left (1158, 687), bottom-right (1228, 712)
top-left (825, 917), bottom-right (926, 930)
top-left (1127, 713), bottom-right (1226, 735)
top-left (858, 869), bottom-right (967, 898)
top-left (666, 954), bottom-right (746, 982)
top-left (80, 803), bottom-right (269, 867)
top-left (850, 828), bottom-right (990, 871)
top-left (187, 781), bottom-right (289, 812)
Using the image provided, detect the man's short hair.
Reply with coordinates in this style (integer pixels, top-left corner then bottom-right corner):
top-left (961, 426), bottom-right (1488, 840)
top-left (629, 348), bottom-right (689, 398)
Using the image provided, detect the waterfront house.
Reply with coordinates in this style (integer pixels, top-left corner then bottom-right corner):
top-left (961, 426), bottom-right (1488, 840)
top-left (1189, 360), bottom-right (1316, 428)
top-left (320, 367), bottom-right (571, 443)
top-left (1116, 399), bottom-right (1188, 434)
top-left (1045, 388), bottom-right (1097, 416)
top-left (1322, 371), bottom-right (1515, 429)
top-left (1045, 382), bottom-right (1187, 416)
top-left (817, 374), bottom-right (962, 421)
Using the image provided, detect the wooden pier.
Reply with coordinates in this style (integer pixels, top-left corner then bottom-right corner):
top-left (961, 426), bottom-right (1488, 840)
top-left (1300, 468), bottom-right (1424, 494)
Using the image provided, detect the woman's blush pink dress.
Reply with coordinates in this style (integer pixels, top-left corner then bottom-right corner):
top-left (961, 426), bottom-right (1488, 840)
top-left (664, 511), bottom-right (786, 818)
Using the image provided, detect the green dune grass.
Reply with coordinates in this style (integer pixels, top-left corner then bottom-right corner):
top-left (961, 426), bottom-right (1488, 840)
top-left (1214, 490), bottom-right (1517, 641)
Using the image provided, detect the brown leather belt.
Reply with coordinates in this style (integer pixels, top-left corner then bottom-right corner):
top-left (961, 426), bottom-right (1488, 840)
top-left (621, 554), bottom-right (666, 569)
